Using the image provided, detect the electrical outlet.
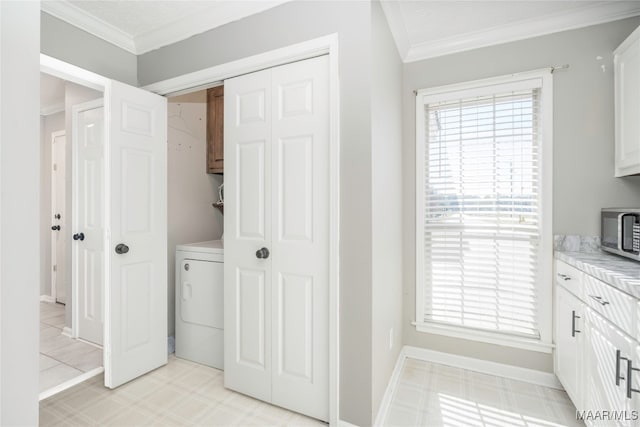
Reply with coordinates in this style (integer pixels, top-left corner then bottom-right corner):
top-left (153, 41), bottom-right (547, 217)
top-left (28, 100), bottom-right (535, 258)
top-left (389, 328), bottom-right (394, 350)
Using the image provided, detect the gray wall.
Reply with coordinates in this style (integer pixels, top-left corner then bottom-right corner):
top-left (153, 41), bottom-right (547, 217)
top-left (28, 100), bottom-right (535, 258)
top-left (41, 12), bottom-right (138, 86)
top-left (40, 111), bottom-right (65, 297)
top-left (402, 17), bottom-right (640, 373)
top-left (167, 91), bottom-right (223, 337)
top-left (139, 2), bottom-right (374, 424)
top-left (0, 2), bottom-right (40, 424)
top-left (371, 1), bottom-right (403, 421)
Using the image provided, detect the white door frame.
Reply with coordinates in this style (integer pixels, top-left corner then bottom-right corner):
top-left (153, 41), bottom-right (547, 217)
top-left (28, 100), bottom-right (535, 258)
top-left (142, 33), bottom-right (340, 425)
top-left (50, 130), bottom-right (66, 303)
top-left (71, 98), bottom-right (104, 339)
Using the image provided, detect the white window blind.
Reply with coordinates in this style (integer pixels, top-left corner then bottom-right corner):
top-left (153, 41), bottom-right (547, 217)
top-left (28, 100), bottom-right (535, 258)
top-left (417, 76), bottom-right (549, 342)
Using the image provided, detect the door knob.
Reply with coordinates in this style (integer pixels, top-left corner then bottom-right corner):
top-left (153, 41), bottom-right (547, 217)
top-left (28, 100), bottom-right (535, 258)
top-left (51, 225), bottom-right (60, 231)
top-left (72, 232), bottom-right (85, 241)
top-left (115, 243), bottom-right (129, 254)
top-left (256, 247), bottom-right (270, 259)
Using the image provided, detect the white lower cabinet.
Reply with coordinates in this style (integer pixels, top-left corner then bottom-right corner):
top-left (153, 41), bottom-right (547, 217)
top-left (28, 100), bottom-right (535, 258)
top-left (555, 284), bottom-right (584, 409)
top-left (555, 260), bottom-right (640, 426)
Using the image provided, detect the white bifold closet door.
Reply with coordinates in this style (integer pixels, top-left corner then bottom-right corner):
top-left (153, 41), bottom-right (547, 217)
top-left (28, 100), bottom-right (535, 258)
top-left (224, 55), bottom-right (329, 422)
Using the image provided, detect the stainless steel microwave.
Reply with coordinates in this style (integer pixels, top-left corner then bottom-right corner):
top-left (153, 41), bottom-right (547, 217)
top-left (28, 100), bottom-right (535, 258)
top-left (601, 208), bottom-right (640, 261)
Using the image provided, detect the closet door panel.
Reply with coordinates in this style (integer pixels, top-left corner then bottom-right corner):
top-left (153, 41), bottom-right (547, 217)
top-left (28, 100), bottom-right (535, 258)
top-left (224, 68), bottom-right (273, 403)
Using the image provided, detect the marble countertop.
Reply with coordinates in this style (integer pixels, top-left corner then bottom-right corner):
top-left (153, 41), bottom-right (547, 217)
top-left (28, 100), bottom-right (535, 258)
top-left (555, 250), bottom-right (640, 299)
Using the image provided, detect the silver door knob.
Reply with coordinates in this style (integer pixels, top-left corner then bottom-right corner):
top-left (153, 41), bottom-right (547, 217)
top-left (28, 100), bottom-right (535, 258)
top-left (256, 247), bottom-right (270, 259)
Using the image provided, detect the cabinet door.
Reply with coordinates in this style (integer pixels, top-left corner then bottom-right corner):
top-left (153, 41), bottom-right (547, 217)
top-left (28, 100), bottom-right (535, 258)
top-left (207, 86), bottom-right (224, 173)
top-left (555, 285), bottom-right (583, 409)
top-left (615, 33), bottom-right (640, 177)
top-left (585, 308), bottom-right (635, 425)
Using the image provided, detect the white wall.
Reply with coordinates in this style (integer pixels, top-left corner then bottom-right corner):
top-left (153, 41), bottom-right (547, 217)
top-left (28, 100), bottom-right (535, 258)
top-left (40, 111), bottom-right (65, 297)
top-left (167, 90), bottom-right (222, 336)
top-left (371, 1), bottom-right (403, 421)
top-left (402, 17), bottom-right (640, 373)
top-left (63, 82), bottom-right (102, 328)
top-left (0, 1), bottom-right (40, 424)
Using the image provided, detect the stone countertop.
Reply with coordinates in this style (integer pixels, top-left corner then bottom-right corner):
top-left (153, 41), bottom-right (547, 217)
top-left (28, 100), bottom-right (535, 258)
top-left (555, 250), bottom-right (640, 299)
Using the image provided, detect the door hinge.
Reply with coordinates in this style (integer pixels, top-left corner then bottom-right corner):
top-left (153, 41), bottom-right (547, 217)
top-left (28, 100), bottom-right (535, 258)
top-left (53, 265), bottom-right (57, 272)
top-left (53, 164), bottom-right (57, 172)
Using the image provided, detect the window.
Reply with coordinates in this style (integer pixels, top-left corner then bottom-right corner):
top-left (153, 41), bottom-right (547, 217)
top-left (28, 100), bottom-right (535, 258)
top-left (415, 71), bottom-right (553, 352)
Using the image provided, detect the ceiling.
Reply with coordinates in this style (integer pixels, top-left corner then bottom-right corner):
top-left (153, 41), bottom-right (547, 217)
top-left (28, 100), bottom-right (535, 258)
top-left (41, 1), bottom-right (640, 61)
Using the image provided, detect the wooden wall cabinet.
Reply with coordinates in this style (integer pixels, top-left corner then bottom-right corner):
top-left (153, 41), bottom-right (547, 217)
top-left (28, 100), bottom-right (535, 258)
top-left (207, 86), bottom-right (224, 174)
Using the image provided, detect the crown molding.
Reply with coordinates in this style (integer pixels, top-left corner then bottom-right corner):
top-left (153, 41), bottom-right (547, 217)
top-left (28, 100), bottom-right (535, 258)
top-left (40, 102), bottom-right (65, 116)
top-left (404, 1), bottom-right (640, 63)
top-left (134, 0), bottom-right (291, 55)
top-left (379, 0), bottom-right (410, 60)
top-left (41, 1), bottom-right (136, 54)
top-left (41, 0), bottom-right (292, 56)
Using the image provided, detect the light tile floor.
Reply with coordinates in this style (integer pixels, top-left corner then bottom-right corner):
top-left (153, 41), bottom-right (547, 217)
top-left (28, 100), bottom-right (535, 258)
top-left (384, 357), bottom-right (583, 427)
top-left (40, 356), bottom-right (326, 426)
top-left (40, 302), bottom-right (103, 393)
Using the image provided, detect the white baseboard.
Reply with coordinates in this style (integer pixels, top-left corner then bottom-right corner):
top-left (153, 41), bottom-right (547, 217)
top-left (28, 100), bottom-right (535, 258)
top-left (373, 345), bottom-right (563, 426)
top-left (373, 352), bottom-right (406, 427)
top-left (403, 345), bottom-right (563, 389)
top-left (38, 366), bottom-right (104, 401)
top-left (40, 295), bottom-right (55, 303)
top-left (338, 420), bottom-right (360, 427)
top-left (61, 327), bottom-right (73, 338)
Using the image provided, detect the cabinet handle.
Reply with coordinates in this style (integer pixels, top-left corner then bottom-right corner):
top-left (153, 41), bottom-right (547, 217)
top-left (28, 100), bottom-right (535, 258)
top-left (571, 311), bottom-right (581, 337)
top-left (557, 273), bottom-right (571, 281)
top-left (588, 294), bottom-right (610, 306)
top-left (617, 349), bottom-right (628, 386)
top-left (626, 359), bottom-right (640, 398)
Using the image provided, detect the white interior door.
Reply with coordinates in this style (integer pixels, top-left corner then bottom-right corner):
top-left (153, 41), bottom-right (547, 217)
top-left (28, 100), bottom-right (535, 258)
top-left (224, 55), bottom-right (329, 421)
top-left (51, 131), bottom-right (66, 304)
top-left (104, 80), bottom-right (168, 388)
top-left (224, 67), bottom-right (273, 403)
top-left (73, 101), bottom-right (105, 346)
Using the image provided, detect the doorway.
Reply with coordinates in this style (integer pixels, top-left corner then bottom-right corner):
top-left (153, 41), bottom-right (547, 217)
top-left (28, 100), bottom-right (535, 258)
top-left (39, 73), bottom-right (104, 399)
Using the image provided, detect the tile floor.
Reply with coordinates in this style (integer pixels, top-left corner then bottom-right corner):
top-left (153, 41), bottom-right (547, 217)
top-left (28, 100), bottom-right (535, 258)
top-left (40, 355), bottom-right (326, 426)
top-left (384, 357), bottom-right (583, 426)
top-left (40, 302), bottom-right (103, 393)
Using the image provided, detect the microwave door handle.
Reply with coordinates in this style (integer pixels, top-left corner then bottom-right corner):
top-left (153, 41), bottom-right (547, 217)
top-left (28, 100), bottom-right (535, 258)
top-left (619, 213), bottom-right (626, 251)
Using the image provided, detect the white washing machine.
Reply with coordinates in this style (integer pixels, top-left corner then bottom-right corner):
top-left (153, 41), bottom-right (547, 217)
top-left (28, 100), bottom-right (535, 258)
top-left (175, 239), bottom-right (224, 369)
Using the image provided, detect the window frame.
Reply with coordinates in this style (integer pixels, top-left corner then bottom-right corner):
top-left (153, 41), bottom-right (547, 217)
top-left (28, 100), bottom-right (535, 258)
top-left (414, 70), bottom-right (553, 353)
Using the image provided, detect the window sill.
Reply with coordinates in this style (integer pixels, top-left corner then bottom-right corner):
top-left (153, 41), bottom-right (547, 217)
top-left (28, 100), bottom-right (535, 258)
top-left (412, 321), bottom-right (554, 354)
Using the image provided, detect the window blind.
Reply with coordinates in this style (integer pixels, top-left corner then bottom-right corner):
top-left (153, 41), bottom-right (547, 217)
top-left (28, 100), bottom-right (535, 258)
top-left (421, 88), bottom-right (541, 339)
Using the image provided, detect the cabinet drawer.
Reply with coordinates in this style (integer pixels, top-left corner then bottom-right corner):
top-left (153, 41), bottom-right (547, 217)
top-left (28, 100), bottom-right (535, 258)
top-left (584, 274), bottom-right (636, 338)
top-left (555, 260), bottom-right (584, 299)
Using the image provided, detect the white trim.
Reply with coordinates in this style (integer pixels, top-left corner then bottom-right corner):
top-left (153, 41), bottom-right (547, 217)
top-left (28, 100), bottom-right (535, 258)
top-left (38, 367), bottom-right (104, 401)
top-left (40, 54), bottom-right (108, 93)
top-left (141, 34), bottom-right (335, 95)
top-left (403, 2), bottom-right (640, 63)
top-left (141, 34), bottom-right (340, 425)
top-left (338, 421), bottom-right (360, 427)
top-left (413, 321), bottom-right (554, 354)
top-left (41, 1), bottom-right (136, 53)
top-left (414, 69), bottom-right (554, 353)
top-left (71, 98), bottom-right (104, 343)
top-left (402, 345), bottom-right (563, 390)
top-left (39, 295), bottom-right (55, 303)
top-left (50, 130), bottom-right (65, 305)
top-left (41, 102), bottom-right (65, 117)
top-left (61, 326), bottom-right (73, 338)
top-left (379, 0), bottom-right (410, 60)
top-left (373, 350), bottom-right (406, 427)
top-left (41, 1), bottom-right (292, 55)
